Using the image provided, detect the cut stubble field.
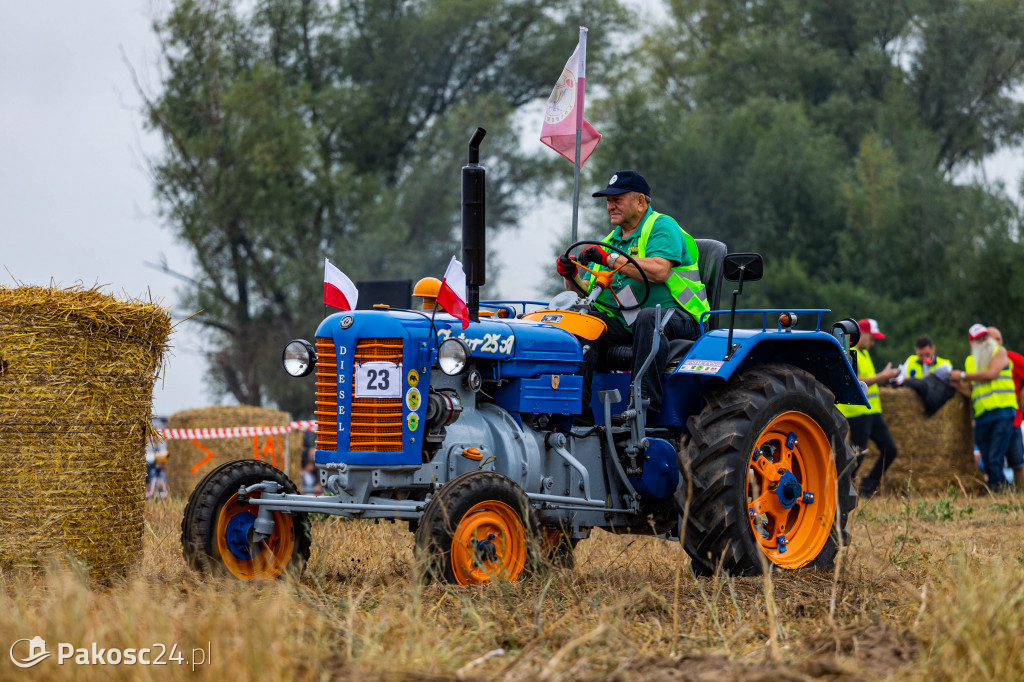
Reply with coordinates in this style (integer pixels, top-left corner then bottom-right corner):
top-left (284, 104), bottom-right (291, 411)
top-left (2, 488), bottom-right (1023, 681)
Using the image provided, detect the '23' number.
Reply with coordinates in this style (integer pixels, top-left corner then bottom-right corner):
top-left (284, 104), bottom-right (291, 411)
top-left (365, 368), bottom-right (391, 391)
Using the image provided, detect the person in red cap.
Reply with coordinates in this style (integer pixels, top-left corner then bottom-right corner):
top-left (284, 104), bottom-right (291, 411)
top-left (838, 318), bottom-right (900, 499)
top-left (951, 324), bottom-right (1017, 491)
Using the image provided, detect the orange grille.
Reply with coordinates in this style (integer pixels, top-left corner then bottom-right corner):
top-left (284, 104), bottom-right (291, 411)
top-left (351, 338), bottom-right (404, 452)
top-left (315, 337), bottom-right (338, 451)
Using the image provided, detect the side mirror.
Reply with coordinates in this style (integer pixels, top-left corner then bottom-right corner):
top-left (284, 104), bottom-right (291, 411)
top-left (721, 253), bottom-right (763, 361)
top-left (723, 253), bottom-right (763, 282)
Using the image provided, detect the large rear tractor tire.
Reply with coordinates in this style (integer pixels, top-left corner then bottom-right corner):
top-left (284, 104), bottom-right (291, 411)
top-left (181, 460), bottom-right (311, 580)
top-left (415, 471), bottom-right (540, 585)
top-left (677, 364), bottom-right (857, 575)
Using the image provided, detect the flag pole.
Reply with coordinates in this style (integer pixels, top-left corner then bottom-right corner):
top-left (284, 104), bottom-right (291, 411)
top-left (570, 26), bottom-right (588, 244)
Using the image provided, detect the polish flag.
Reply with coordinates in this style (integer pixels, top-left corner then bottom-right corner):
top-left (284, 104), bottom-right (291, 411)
top-left (323, 259), bottom-right (358, 311)
top-left (540, 32), bottom-right (601, 166)
top-left (436, 256), bottom-right (470, 329)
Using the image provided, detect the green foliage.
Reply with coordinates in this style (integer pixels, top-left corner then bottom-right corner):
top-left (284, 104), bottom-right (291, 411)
top-left (588, 0), bottom-right (1024, 369)
top-left (145, 0), bottom-right (627, 413)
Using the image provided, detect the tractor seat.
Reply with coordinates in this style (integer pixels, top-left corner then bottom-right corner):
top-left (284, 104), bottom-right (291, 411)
top-left (695, 238), bottom-right (727, 331)
top-left (594, 238), bottom-right (727, 373)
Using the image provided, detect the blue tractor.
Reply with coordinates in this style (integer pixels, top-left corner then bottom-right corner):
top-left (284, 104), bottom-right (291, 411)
top-left (181, 130), bottom-right (868, 582)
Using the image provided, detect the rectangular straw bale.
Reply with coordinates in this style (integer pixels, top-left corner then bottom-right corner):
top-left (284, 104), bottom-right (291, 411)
top-left (858, 387), bottom-right (982, 495)
top-left (0, 285), bottom-right (171, 580)
top-left (165, 405), bottom-right (300, 497)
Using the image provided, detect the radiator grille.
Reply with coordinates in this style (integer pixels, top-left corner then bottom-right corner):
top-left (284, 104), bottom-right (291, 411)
top-left (351, 338), bottom-right (404, 452)
top-left (315, 337), bottom-right (338, 451)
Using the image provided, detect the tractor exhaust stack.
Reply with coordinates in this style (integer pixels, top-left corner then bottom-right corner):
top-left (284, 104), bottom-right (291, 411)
top-left (462, 127), bottom-right (486, 323)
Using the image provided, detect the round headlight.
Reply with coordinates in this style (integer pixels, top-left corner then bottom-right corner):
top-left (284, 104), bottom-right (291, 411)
top-left (438, 338), bottom-right (470, 376)
top-left (282, 339), bottom-right (316, 377)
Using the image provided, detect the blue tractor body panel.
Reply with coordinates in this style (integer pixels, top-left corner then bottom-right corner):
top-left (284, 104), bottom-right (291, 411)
top-left (312, 307), bottom-right (865, 464)
top-left (314, 310), bottom-right (583, 466)
top-left (494, 375), bottom-right (583, 415)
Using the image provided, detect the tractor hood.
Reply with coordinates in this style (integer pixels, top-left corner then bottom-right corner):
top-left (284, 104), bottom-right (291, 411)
top-left (315, 309), bottom-right (584, 379)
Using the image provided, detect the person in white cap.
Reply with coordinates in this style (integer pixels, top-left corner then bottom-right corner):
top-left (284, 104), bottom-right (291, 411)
top-left (985, 326), bottom-right (1024, 489)
top-left (838, 318), bottom-right (900, 499)
top-left (951, 324), bottom-right (1016, 491)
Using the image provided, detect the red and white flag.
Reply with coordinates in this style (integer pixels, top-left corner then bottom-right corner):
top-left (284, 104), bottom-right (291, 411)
top-left (323, 258), bottom-right (358, 311)
top-left (436, 256), bottom-right (470, 329)
top-left (540, 29), bottom-right (601, 166)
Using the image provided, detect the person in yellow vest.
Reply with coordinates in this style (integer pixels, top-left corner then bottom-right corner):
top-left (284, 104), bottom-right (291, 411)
top-left (984, 327), bottom-right (1024, 489)
top-left (901, 335), bottom-right (952, 381)
top-left (838, 318), bottom-right (900, 499)
top-left (950, 323), bottom-right (1017, 491)
top-left (554, 170), bottom-right (707, 415)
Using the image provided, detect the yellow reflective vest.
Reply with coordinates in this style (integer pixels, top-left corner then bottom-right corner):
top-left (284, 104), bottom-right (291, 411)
top-left (838, 348), bottom-right (881, 418)
top-left (903, 354), bottom-right (951, 379)
top-left (587, 211), bottom-right (710, 322)
top-left (965, 349), bottom-right (1017, 418)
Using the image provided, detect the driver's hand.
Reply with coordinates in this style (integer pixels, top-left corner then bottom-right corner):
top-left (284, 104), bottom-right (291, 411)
top-left (555, 255), bottom-right (578, 278)
top-left (579, 246), bottom-right (612, 267)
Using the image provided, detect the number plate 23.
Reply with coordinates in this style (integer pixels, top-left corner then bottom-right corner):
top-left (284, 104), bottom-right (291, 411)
top-left (354, 361), bottom-right (403, 398)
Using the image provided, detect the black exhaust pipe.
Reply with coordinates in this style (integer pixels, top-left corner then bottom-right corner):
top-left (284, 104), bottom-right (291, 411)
top-left (462, 128), bottom-right (486, 323)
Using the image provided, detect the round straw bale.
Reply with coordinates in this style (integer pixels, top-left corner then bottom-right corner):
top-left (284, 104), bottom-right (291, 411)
top-left (857, 387), bottom-right (982, 495)
top-left (0, 285), bottom-right (171, 579)
top-left (165, 405), bottom-right (300, 497)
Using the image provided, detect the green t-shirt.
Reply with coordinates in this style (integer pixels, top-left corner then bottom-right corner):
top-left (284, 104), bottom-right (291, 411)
top-left (585, 207), bottom-right (692, 328)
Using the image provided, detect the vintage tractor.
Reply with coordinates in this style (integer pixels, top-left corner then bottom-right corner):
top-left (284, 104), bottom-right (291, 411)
top-left (181, 129), bottom-right (867, 582)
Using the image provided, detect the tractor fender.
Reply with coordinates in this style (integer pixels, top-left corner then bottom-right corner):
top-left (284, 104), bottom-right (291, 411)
top-left (664, 328), bottom-right (868, 413)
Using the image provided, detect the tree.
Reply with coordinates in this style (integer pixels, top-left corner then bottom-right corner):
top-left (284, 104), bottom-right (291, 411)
top-left (142, 0), bottom-right (627, 415)
top-left (585, 0), bottom-right (1024, 361)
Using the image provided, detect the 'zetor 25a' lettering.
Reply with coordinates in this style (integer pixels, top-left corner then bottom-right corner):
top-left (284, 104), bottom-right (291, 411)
top-left (436, 329), bottom-right (514, 354)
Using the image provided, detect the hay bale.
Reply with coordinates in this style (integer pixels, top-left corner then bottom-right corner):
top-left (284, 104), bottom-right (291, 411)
top-left (165, 406), bottom-right (301, 498)
top-left (859, 387), bottom-right (983, 495)
top-left (0, 285), bottom-right (171, 579)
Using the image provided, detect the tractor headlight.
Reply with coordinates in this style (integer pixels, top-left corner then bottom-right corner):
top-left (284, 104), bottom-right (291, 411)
top-left (282, 339), bottom-right (316, 377)
top-left (438, 338), bottom-right (470, 376)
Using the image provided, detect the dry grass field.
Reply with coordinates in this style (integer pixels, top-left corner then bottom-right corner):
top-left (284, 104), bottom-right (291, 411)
top-left (2, 486), bottom-right (1023, 681)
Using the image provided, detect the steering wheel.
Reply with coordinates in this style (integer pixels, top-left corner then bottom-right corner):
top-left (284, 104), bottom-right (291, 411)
top-left (562, 239), bottom-right (650, 311)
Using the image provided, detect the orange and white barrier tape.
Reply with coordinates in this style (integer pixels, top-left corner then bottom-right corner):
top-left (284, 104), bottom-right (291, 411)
top-left (148, 420), bottom-right (319, 477)
top-left (157, 420), bottom-right (316, 441)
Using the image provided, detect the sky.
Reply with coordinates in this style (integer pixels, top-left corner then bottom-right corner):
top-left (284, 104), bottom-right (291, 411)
top-left (0, 3), bottom-right (207, 418)
top-left (2, 2), bottom-right (1022, 419)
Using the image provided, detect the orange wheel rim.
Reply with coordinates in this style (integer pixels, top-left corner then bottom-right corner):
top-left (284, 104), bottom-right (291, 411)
top-left (450, 500), bottom-right (527, 585)
top-left (746, 411), bottom-right (837, 569)
top-left (215, 493), bottom-right (296, 580)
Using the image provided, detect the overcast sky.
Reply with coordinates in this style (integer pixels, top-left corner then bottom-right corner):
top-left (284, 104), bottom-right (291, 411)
top-left (0, 1), bottom-right (571, 419)
top-left (0, 2), bottom-right (207, 418)
top-left (2, 2), bottom-right (1021, 419)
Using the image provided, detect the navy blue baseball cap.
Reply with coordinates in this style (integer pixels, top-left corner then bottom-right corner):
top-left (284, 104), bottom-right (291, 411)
top-left (593, 170), bottom-right (651, 197)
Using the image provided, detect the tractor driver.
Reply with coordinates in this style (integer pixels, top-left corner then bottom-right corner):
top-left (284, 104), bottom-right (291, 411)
top-left (555, 170), bottom-right (708, 416)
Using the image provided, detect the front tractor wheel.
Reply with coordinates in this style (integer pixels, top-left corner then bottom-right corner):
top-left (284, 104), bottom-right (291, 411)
top-left (678, 364), bottom-right (857, 575)
top-left (415, 471), bottom-right (539, 585)
top-left (181, 460), bottom-right (311, 580)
